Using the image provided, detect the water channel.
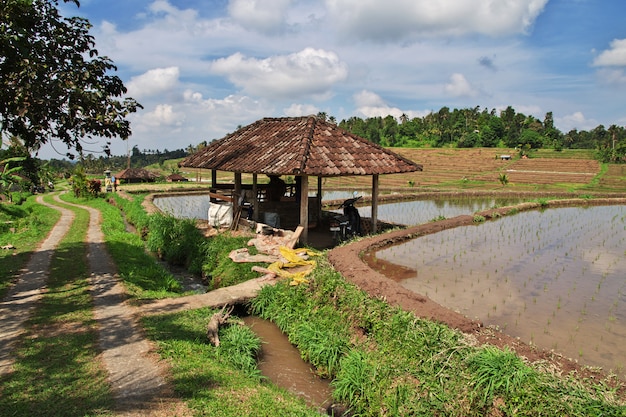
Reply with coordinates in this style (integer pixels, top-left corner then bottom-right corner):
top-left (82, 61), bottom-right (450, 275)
top-left (242, 316), bottom-right (334, 412)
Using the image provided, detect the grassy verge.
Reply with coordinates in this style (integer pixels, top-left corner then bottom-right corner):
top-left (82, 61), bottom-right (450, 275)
top-left (0, 196), bottom-right (60, 298)
top-left (60, 193), bottom-right (183, 299)
top-left (142, 308), bottom-right (323, 416)
top-left (248, 257), bottom-right (624, 416)
top-left (0, 195), bottom-right (113, 417)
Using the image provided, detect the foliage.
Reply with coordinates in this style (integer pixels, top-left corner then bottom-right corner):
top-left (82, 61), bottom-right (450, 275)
top-left (248, 254), bottom-right (624, 416)
top-left (76, 147), bottom-right (188, 175)
top-left (498, 173), bottom-right (509, 186)
top-left (201, 232), bottom-right (262, 288)
top-left (466, 346), bottom-right (537, 408)
top-left (0, 0), bottom-right (141, 158)
top-left (338, 107), bottom-right (626, 160)
top-left (109, 193), bottom-right (150, 236)
top-left (86, 179), bottom-right (101, 197)
top-left (60, 193), bottom-right (183, 298)
top-left (0, 156), bottom-right (26, 201)
top-left (142, 308), bottom-right (321, 416)
top-left (0, 195), bottom-right (60, 298)
top-left (146, 213), bottom-right (204, 267)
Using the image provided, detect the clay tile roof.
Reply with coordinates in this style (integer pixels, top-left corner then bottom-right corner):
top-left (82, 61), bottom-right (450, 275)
top-left (179, 116), bottom-right (422, 176)
top-left (116, 168), bottom-right (158, 180)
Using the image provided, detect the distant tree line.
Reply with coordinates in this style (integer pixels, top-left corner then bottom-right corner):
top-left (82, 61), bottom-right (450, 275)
top-left (334, 106), bottom-right (626, 162)
top-left (45, 146), bottom-right (188, 175)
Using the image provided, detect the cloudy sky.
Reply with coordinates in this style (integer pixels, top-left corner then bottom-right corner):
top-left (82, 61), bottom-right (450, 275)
top-left (42, 0), bottom-right (626, 159)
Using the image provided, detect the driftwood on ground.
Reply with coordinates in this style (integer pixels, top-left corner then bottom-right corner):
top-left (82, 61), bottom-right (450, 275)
top-left (206, 304), bottom-right (234, 347)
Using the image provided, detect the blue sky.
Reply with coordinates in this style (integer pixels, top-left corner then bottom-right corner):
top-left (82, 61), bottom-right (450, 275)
top-left (41, 0), bottom-right (626, 159)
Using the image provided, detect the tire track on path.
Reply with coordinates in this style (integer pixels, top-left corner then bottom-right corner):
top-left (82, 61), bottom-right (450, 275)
top-left (0, 194), bottom-right (74, 376)
top-left (60, 196), bottom-right (190, 416)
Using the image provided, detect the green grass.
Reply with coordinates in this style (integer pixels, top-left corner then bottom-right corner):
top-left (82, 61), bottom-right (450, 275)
top-left (60, 193), bottom-right (184, 299)
top-left (247, 256), bottom-right (626, 416)
top-left (0, 195), bottom-right (113, 417)
top-left (0, 195), bottom-right (60, 298)
top-left (141, 308), bottom-right (323, 416)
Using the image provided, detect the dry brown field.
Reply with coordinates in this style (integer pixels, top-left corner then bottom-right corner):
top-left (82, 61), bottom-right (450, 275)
top-left (134, 148), bottom-right (624, 195)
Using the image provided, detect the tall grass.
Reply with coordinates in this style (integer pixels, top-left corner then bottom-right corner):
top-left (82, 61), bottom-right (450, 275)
top-left (249, 255), bottom-right (625, 416)
top-left (60, 193), bottom-right (183, 298)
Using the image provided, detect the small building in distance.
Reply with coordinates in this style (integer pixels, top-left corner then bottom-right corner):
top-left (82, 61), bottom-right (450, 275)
top-left (116, 168), bottom-right (158, 184)
top-left (166, 173), bottom-right (188, 182)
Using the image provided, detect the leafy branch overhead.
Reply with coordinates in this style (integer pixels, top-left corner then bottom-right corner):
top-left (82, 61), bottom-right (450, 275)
top-left (0, 0), bottom-right (142, 159)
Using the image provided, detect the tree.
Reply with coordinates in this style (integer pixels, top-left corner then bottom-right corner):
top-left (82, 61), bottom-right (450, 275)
top-left (0, 0), bottom-right (141, 159)
top-left (0, 156), bottom-right (26, 201)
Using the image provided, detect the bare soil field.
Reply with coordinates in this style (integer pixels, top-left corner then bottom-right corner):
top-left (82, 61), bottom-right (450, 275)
top-left (323, 148), bottom-right (619, 193)
top-left (134, 148), bottom-right (624, 196)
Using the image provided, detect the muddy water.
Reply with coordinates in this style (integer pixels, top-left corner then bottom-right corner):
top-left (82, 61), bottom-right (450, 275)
top-left (374, 205), bottom-right (626, 378)
top-left (357, 196), bottom-right (524, 225)
top-left (243, 316), bottom-right (334, 412)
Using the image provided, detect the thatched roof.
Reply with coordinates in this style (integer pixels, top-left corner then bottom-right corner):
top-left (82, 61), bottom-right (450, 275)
top-left (179, 116), bottom-right (422, 176)
top-left (116, 168), bottom-right (158, 181)
top-left (166, 173), bottom-right (188, 182)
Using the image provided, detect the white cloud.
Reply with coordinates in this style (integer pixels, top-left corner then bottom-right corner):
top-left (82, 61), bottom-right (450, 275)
top-left (556, 112), bottom-right (598, 132)
top-left (354, 90), bottom-right (387, 107)
top-left (596, 69), bottom-right (626, 86)
top-left (444, 73), bottom-right (478, 97)
top-left (593, 38), bottom-right (626, 67)
top-left (126, 67), bottom-right (180, 97)
top-left (228, 0), bottom-right (292, 34)
top-left (135, 104), bottom-right (184, 128)
top-left (325, 0), bottom-right (548, 41)
top-left (354, 90), bottom-right (431, 119)
top-left (283, 103), bottom-right (320, 116)
top-left (210, 48), bottom-right (348, 98)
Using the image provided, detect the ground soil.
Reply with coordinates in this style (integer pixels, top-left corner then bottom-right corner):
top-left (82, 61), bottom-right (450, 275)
top-left (328, 197), bottom-right (626, 396)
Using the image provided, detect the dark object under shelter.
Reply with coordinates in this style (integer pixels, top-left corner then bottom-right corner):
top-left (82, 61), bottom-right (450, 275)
top-left (179, 116), bottom-right (422, 243)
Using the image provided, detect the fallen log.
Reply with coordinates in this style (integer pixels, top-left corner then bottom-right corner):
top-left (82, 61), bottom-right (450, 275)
top-left (206, 304), bottom-right (234, 347)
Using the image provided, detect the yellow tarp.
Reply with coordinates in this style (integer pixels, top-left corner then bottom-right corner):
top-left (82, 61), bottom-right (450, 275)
top-left (267, 246), bottom-right (320, 285)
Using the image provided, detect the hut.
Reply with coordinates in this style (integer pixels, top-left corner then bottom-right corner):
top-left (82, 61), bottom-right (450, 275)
top-left (179, 116), bottom-right (422, 243)
top-left (115, 168), bottom-right (158, 184)
top-left (166, 173), bottom-right (188, 182)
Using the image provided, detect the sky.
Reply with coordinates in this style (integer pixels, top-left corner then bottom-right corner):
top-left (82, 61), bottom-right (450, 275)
top-left (40, 0), bottom-right (626, 159)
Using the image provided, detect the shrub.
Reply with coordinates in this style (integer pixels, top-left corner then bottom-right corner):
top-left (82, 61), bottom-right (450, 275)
top-left (146, 213), bottom-right (204, 267)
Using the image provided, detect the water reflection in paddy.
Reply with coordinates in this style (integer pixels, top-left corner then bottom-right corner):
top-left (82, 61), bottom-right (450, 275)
top-left (375, 205), bottom-right (626, 377)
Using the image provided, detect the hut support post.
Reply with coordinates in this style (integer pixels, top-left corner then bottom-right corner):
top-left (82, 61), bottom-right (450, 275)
top-left (299, 175), bottom-right (309, 243)
top-left (234, 172), bottom-right (242, 213)
top-left (371, 174), bottom-right (379, 234)
top-left (252, 174), bottom-right (259, 222)
top-left (317, 176), bottom-right (323, 224)
top-left (211, 169), bottom-right (217, 187)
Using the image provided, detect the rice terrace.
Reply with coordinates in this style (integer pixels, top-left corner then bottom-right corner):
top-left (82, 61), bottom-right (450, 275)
top-left (2, 146), bottom-right (626, 416)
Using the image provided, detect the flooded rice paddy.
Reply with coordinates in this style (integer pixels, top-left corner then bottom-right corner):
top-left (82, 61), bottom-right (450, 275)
top-left (357, 196), bottom-right (524, 226)
top-left (374, 205), bottom-right (626, 377)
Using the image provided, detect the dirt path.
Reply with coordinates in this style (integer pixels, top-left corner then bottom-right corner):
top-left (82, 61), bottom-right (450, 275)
top-left (0, 194), bottom-right (190, 416)
top-left (0, 195), bottom-right (74, 376)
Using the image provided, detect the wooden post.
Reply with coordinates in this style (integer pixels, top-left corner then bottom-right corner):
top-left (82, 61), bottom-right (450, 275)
top-left (211, 169), bottom-right (217, 187)
top-left (299, 175), bottom-right (309, 243)
top-left (371, 174), bottom-right (379, 234)
top-left (317, 176), bottom-right (323, 225)
top-left (234, 172), bottom-right (242, 213)
top-left (252, 174), bottom-right (259, 222)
